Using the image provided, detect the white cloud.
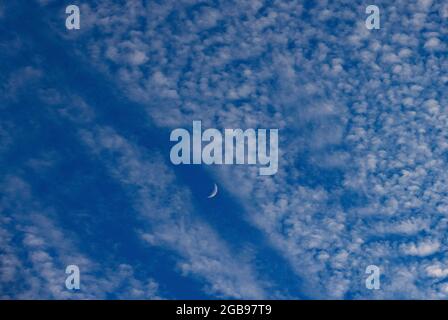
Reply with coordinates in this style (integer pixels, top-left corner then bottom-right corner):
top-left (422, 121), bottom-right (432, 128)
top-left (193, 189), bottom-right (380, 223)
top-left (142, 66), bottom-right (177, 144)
top-left (12, 0), bottom-right (448, 299)
top-left (0, 176), bottom-right (161, 299)
top-left (79, 126), bottom-right (267, 299)
top-left (32, 85), bottom-right (268, 299)
top-left (401, 240), bottom-right (441, 257)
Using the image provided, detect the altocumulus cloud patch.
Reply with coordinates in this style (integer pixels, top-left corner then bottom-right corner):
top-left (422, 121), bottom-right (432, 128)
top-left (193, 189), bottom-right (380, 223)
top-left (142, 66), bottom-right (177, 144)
top-left (1, 0), bottom-right (448, 301)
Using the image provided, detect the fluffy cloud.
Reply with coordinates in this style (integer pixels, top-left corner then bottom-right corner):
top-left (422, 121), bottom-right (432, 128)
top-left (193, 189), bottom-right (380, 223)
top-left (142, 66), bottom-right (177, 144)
top-left (0, 0), bottom-right (443, 299)
top-left (67, 0), bottom-right (448, 299)
top-left (0, 176), bottom-right (161, 299)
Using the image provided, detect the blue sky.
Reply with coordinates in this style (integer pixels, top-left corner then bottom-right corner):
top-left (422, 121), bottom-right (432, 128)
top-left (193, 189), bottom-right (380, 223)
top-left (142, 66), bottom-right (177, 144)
top-left (1, 0), bottom-right (448, 299)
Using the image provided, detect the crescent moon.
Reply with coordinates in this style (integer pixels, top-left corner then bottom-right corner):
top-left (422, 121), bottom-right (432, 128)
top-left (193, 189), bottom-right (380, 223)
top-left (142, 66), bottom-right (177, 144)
top-left (207, 183), bottom-right (218, 199)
